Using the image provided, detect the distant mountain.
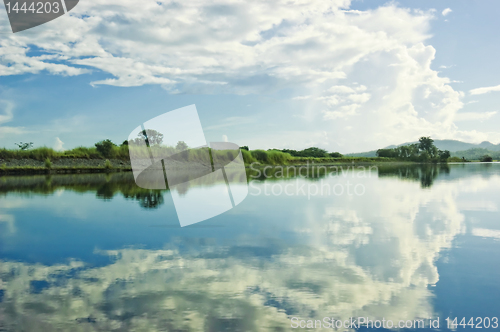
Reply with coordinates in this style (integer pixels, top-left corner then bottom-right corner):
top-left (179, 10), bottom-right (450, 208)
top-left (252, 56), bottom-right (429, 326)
top-left (346, 149), bottom-right (378, 157)
top-left (347, 140), bottom-right (500, 157)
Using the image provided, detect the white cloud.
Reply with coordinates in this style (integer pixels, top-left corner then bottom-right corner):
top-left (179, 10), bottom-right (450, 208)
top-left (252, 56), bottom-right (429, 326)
top-left (0, 100), bottom-right (26, 138)
top-left (472, 228), bottom-right (500, 239)
top-left (0, 100), bottom-right (14, 124)
top-left (53, 137), bottom-right (65, 151)
top-left (204, 116), bottom-right (254, 131)
top-left (455, 111), bottom-right (497, 122)
top-left (0, 0), bottom-right (494, 150)
top-left (470, 84), bottom-right (500, 95)
top-left (222, 134), bottom-right (228, 142)
top-left (442, 8), bottom-right (452, 16)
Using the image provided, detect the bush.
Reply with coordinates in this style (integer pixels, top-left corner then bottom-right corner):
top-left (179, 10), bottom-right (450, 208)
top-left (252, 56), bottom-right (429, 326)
top-left (44, 158), bottom-right (52, 169)
top-left (250, 150), bottom-right (269, 163)
top-left (241, 149), bottom-right (256, 164)
top-left (481, 155), bottom-right (493, 162)
top-left (104, 159), bottom-right (113, 169)
top-left (249, 149), bottom-right (292, 165)
top-left (30, 147), bottom-right (58, 161)
top-left (447, 157), bottom-right (464, 162)
top-left (115, 144), bottom-right (131, 160)
top-left (266, 150), bottom-right (292, 165)
top-left (95, 139), bottom-right (116, 158)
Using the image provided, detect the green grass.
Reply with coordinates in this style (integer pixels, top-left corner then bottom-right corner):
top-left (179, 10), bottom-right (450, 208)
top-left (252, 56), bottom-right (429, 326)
top-left (0, 143), bottom-right (450, 178)
top-left (0, 165), bottom-right (132, 175)
top-left (0, 145), bottom-right (131, 161)
top-left (104, 159), bottom-right (113, 169)
top-left (249, 149), bottom-right (294, 165)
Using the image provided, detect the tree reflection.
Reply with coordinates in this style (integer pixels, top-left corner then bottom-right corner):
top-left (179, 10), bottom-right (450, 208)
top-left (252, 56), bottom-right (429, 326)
top-left (124, 192), bottom-right (164, 209)
top-left (378, 164), bottom-right (450, 188)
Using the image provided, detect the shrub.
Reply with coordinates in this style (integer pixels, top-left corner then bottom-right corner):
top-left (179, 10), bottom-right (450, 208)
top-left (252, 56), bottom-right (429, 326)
top-left (249, 149), bottom-right (292, 165)
top-left (31, 147), bottom-right (58, 161)
top-left (266, 150), bottom-right (292, 165)
top-left (447, 157), bottom-right (463, 162)
top-left (44, 158), bottom-right (52, 169)
top-left (481, 155), bottom-right (493, 162)
top-left (241, 149), bottom-right (256, 164)
top-left (175, 141), bottom-right (188, 151)
top-left (250, 150), bottom-right (269, 163)
top-left (115, 144), bottom-right (131, 160)
top-left (104, 159), bottom-right (113, 169)
top-left (95, 139), bottom-right (116, 158)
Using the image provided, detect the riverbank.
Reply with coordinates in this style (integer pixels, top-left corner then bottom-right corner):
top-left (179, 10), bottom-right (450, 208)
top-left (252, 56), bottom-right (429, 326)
top-left (0, 158), bottom-right (131, 175)
top-left (0, 157), bottom-right (424, 176)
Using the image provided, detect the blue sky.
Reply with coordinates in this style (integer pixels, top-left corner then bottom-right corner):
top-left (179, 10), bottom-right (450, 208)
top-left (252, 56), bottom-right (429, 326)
top-left (1, 0), bottom-right (499, 153)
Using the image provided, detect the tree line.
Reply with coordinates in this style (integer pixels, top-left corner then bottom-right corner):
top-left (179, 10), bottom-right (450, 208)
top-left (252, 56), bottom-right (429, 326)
top-left (376, 137), bottom-right (450, 162)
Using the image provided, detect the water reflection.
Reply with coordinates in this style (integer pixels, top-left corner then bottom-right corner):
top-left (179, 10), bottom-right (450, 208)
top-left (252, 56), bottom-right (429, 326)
top-left (378, 164), bottom-right (450, 188)
top-left (0, 164), bottom-right (499, 331)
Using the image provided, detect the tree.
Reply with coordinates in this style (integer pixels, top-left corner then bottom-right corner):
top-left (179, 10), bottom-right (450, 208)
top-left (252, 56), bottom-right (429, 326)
top-left (15, 142), bottom-right (33, 150)
top-left (376, 149), bottom-right (398, 158)
top-left (329, 152), bottom-right (343, 158)
top-left (176, 141), bottom-right (188, 151)
top-left (240, 146), bottom-right (249, 151)
top-left (121, 140), bottom-right (129, 146)
top-left (139, 129), bottom-right (164, 146)
top-left (377, 138), bottom-right (445, 162)
top-left (301, 147), bottom-right (328, 158)
top-left (438, 150), bottom-right (451, 162)
top-left (418, 151), bottom-right (430, 162)
top-left (481, 155), bottom-right (493, 162)
top-left (418, 137), bottom-right (434, 154)
top-left (95, 139), bottom-right (116, 158)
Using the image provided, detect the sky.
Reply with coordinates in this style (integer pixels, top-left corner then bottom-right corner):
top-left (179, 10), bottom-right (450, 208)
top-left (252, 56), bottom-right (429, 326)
top-left (0, 0), bottom-right (499, 154)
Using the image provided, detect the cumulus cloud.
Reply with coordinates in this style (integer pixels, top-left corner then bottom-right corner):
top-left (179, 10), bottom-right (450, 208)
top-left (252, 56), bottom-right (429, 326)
top-left (53, 137), bottom-right (65, 151)
top-left (442, 8), bottom-right (452, 16)
top-left (470, 84), bottom-right (500, 95)
top-left (0, 0), bottom-right (494, 149)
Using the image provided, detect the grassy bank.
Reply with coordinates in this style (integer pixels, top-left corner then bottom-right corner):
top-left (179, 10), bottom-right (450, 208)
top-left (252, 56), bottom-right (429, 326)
top-left (0, 165), bottom-right (132, 176)
top-left (0, 144), bottom-right (458, 176)
top-left (0, 146), bottom-right (130, 161)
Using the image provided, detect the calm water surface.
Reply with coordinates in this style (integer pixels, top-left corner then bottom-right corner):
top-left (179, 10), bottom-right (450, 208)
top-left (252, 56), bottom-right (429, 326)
top-left (0, 164), bottom-right (499, 331)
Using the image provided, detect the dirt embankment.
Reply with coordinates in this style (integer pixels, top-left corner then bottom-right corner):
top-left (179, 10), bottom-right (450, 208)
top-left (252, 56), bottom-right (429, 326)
top-left (0, 158), bottom-right (131, 168)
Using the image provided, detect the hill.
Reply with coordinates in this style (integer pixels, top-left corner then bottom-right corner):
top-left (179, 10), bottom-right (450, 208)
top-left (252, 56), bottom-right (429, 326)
top-left (451, 148), bottom-right (500, 161)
